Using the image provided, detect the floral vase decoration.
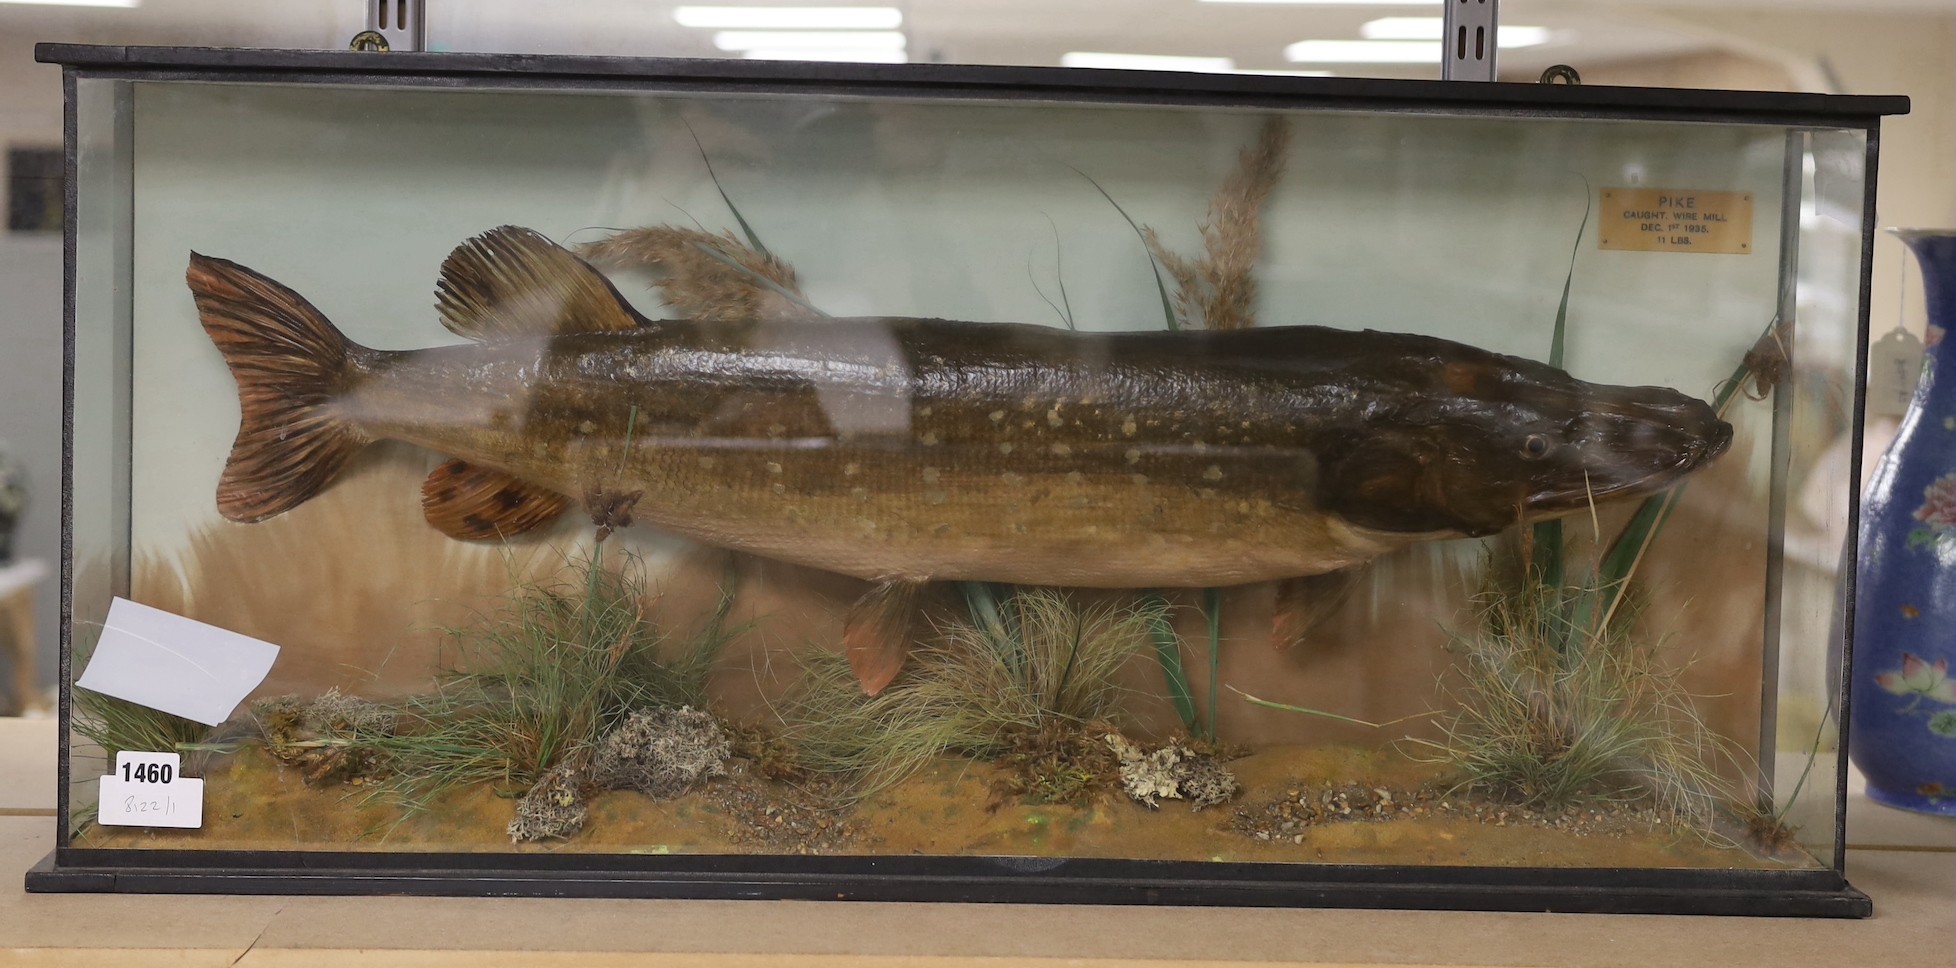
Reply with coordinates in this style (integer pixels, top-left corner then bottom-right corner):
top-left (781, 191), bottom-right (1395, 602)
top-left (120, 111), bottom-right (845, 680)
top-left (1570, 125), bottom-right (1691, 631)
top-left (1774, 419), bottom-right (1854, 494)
top-left (0, 443), bottom-right (26, 565)
top-left (1851, 229), bottom-right (1956, 815)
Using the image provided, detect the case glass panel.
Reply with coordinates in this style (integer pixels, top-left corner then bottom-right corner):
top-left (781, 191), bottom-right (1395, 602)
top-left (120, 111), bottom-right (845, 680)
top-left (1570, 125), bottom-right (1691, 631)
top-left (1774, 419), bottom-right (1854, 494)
top-left (64, 75), bottom-right (1868, 877)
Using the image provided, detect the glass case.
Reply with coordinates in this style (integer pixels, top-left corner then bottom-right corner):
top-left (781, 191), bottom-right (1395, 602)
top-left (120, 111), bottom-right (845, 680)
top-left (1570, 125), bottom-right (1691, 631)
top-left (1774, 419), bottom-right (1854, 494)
top-left (28, 44), bottom-right (1906, 915)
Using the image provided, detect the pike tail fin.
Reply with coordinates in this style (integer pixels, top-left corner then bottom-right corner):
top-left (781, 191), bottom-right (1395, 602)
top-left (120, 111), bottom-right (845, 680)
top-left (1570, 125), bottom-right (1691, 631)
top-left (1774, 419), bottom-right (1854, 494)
top-left (188, 252), bottom-right (372, 524)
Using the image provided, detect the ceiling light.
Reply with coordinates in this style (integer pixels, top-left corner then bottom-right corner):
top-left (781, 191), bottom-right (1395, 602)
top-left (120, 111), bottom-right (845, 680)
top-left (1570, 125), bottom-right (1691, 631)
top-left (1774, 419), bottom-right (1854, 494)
top-left (1492, 25), bottom-right (1551, 48)
top-left (674, 6), bottom-right (900, 29)
top-left (1360, 17), bottom-right (1552, 47)
top-left (1061, 52), bottom-right (1236, 72)
top-left (712, 30), bottom-right (905, 51)
top-left (743, 48), bottom-right (907, 63)
top-left (0, 0), bottom-right (140, 6)
top-left (1284, 40), bottom-right (1437, 63)
top-left (1359, 17), bottom-right (1443, 39)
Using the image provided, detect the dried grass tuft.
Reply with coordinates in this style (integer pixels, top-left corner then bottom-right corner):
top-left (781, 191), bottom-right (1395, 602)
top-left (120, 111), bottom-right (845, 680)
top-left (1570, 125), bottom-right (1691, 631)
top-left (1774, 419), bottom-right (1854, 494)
top-left (1144, 116), bottom-right (1291, 331)
top-left (72, 630), bottom-right (219, 769)
top-left (577, 227), bottom-right (816, 322)
top-left (364, 546), bottom-right (739, 813)
top-left (130, 451), bottom-right (548, 698)
top-left (778, 588), bottom-right (1160, 801)
top-left (1416, 563), bottom-right (1734, 835)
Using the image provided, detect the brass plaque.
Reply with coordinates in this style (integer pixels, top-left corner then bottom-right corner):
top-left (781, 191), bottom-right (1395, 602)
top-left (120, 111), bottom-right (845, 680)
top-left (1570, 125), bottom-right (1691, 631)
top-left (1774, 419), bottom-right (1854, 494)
top-left (1598, 188), bottom-right (1753, 254)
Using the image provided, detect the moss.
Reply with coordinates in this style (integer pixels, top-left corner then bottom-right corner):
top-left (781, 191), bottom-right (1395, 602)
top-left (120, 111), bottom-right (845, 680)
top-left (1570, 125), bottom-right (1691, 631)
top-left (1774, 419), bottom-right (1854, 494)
top-left (986, 721), bottom-right (1124, 809)
top-left (253, 688), bottom-right (397, 786)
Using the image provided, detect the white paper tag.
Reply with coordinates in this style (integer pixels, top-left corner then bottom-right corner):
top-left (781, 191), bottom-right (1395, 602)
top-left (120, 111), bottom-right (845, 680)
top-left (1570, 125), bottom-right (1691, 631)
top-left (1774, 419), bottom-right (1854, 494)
top-left (75, 598), bottom-right (280, 726)
top-left (97, 751), bottom-right (204, 828)
top-left (1868, 327), bottom-right (1926, 418)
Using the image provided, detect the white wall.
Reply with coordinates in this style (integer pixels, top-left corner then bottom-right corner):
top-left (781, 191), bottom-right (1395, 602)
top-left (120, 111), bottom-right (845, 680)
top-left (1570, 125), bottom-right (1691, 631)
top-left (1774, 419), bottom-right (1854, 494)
top-left (1644, 9), bottom-right (1956, 336)
top-left (0, 14), bottom-right (354, 705)
top-left (0, 29), bottom-right (66, 709)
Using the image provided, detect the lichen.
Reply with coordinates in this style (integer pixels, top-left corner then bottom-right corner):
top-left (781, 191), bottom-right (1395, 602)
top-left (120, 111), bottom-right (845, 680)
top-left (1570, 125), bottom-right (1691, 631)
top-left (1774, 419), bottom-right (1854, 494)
top-left (507, 762), bottom-right (587, 843)
top-left (588, 706), bottom-right (731, 800)
top-left (1105, 733), bottom-right (1238, 810)
top-left (1177, 754), bottom-right (1240, 809)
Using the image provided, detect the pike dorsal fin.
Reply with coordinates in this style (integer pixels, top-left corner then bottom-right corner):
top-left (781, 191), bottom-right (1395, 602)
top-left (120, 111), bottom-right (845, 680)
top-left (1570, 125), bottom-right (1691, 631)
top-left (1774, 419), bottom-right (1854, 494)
top-left (422, 458), bottom-right (572, 540)
top-left (435, 225), bottom-right (643, 341)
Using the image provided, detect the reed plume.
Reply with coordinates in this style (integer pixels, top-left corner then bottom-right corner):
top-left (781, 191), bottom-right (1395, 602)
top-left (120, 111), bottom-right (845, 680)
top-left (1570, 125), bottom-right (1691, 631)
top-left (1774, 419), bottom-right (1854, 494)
top-left (577, 228), bottom-right (817, 322)
top-left (1144, 117), bottom-right (1291, 331)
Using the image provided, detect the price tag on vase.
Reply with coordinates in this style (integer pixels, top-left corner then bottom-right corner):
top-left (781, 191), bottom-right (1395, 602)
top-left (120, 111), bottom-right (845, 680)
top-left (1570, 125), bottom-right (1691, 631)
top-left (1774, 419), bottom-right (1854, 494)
top-left (1868, 327), bottom-right (1926, 418)
top-left (97, 751), bottom-right (204, 828)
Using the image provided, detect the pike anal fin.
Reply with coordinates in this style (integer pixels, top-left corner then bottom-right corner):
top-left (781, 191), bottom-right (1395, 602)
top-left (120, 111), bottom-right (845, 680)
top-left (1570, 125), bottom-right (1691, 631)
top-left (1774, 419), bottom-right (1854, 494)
top-left (422, 459), bottom-right (572, 541)
top-left (844, 580), bottom-right (925, 696)
top-left (1271, 568), bottom-right (1365, 652)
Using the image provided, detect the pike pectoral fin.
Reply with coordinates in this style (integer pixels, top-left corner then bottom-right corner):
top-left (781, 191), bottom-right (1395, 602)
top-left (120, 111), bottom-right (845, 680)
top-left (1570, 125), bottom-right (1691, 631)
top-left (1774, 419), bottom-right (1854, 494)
top-left (844, 580), bottom-right (925, 696)
top-left (435, 225), bottom-right (644, 340)
top-left (421, 459), bottom-right (572, 541)
top-left (1271, 568), bottom-right (1366, 651)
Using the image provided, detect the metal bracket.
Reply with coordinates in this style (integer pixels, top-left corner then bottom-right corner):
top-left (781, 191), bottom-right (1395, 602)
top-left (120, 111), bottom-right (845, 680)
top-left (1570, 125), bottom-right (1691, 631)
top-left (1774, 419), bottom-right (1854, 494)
top-left (1442, 0), bottom-right (1497, 82)
top-left (355, 0), bottom-right (425, 53)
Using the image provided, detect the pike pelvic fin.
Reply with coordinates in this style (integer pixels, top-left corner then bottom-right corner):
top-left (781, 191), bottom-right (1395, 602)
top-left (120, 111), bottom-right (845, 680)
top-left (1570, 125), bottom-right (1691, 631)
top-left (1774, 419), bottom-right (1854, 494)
top-left (422, 458), bottom-right (573, 541)
top-left (435, 225), bottom-right (645, 340)
top-left (1270, 567), bottom-right (1364, 651)
top-left (843, 579), bottom-right (925, 696)
top-left (188, 252), bottom-right (372, 524)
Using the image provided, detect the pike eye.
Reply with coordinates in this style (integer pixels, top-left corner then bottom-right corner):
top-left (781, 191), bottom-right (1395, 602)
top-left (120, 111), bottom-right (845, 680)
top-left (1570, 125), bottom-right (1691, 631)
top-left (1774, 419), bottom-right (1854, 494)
top-left (1520, 434), bottom-right (1552, 460)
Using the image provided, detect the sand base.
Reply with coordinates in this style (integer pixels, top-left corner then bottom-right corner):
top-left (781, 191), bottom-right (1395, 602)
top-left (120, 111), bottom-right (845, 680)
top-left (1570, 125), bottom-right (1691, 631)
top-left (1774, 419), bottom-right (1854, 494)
top-left (77, 744), bottom-right (1820, 871)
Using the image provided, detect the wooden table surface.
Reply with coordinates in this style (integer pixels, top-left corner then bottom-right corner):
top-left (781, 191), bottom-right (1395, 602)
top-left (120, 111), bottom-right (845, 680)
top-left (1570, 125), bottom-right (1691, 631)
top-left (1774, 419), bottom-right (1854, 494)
top-left (2, 717), bottom-right (1950, 967)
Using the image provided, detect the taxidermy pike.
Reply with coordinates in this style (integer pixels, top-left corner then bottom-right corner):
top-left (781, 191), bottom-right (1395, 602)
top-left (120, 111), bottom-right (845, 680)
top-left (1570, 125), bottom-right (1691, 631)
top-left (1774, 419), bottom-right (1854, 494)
top-left (188, 226), bottom-right (1731, 694)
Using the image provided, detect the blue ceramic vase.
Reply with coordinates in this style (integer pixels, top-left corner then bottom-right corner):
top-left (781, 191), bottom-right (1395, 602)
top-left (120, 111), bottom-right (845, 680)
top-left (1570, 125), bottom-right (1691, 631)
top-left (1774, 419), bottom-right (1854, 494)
top-left (1851, 229), bottom-right (1956, 815)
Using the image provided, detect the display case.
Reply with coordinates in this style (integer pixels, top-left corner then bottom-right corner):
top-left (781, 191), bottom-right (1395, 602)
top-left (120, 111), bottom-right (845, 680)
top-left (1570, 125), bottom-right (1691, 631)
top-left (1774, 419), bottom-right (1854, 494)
top-left (27, 45), bottom-right (1907, 916)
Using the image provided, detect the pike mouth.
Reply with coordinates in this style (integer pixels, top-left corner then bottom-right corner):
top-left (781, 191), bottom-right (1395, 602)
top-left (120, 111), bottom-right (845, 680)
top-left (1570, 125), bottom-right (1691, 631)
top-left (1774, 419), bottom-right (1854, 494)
top-left (1529, 413), bottom-right (1733, 511)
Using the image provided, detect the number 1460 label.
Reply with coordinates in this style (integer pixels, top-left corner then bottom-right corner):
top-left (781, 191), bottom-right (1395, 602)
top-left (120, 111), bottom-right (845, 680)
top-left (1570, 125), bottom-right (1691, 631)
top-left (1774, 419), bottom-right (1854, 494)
top-left (97, 751), bottom-right (203, 828)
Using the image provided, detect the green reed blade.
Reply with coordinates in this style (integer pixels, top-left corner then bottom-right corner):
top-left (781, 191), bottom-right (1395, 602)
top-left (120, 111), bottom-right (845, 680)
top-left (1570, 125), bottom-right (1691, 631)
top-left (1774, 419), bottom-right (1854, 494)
top-left (961, 581), bottom-right (1024, 679)
top-left (1027, 214), bottom-right (1078, 331)
top-left (1594, 317), bottom-right (1776, 625)
top-left (1075, 168), bottom-right (1179, 332)
top-left (687, 122), bottom-right (770, 258)
top-left (1204, 586), bottom-right (1222, 740)
top-left (1548, 183), bottom-right (1589, 371)
top-left (1529, 184), bottom-right (1590, 633)
top-left (1141, 592), bottom-right (1197, 730)
top-left (1774, 700), bottom-right (1833, 821)
top-left (1229, 685), bottom-right (1437, 729)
